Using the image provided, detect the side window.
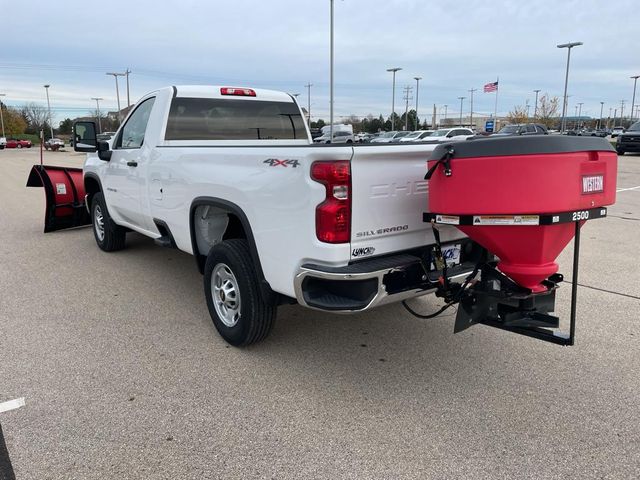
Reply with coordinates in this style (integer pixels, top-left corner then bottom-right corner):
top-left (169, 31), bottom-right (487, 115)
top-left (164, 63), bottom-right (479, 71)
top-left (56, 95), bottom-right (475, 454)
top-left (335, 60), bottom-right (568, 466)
top-left (536, 125), bottom-right (546, 134)
top-left (525, 124), bottom-right (536, 133)
top-left (116, 97), bottom-right (156, 149)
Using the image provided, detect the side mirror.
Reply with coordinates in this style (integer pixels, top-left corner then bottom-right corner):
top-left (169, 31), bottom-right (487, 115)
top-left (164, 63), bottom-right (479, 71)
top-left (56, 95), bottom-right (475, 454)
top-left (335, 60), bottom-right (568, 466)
top-left (73, 121), bottom-right (97, 152)
top-left (97, 141), bottom-right (112, 161)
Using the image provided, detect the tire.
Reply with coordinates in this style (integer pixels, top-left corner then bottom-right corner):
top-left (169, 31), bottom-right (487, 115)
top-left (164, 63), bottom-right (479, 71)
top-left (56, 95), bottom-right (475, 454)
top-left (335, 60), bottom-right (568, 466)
top-left (204, 239), bottom-right (276, 346)
top-left (17, 144), bottom-right (22, 149)
top-left (91, 192), bottom-right (126, 251)
top-left (616, 149), bottom-right (625, 155)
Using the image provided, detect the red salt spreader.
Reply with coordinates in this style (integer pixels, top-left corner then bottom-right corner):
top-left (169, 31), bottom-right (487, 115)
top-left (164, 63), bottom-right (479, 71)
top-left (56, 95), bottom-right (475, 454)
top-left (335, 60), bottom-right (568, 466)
top-left (423, 136), bottom-right (617, 346)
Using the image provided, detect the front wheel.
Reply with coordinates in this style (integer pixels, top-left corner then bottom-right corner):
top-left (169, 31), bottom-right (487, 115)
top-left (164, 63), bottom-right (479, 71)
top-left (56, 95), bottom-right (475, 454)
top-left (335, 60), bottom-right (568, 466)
top-left (17, 144), bottom-right (22, 149)
top-left (204, 239), bottom-right (276, 346)
top-left (91, 192), bottom-right (126, 251)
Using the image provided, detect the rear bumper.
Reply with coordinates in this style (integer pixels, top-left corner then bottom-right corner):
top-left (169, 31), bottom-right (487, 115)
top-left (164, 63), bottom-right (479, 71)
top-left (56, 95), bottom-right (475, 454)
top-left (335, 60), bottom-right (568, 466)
top-left (294, 251), bottom-right (476, 313)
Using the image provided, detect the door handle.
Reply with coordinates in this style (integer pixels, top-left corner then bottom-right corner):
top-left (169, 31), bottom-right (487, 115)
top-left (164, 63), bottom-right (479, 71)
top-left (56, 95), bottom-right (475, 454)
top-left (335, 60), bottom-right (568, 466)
top-left (127, 161), bottom-right (138, 167)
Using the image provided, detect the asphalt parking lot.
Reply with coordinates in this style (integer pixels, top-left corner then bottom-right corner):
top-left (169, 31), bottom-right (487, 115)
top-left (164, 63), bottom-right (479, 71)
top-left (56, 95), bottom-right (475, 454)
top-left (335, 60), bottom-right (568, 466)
top-left (1, 147), bottom-right (639, 479)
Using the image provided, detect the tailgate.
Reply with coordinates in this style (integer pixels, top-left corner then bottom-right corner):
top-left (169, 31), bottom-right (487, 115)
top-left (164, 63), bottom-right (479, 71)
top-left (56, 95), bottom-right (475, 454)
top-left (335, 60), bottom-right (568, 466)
top-left (350, 144), bottom-right (466, 259)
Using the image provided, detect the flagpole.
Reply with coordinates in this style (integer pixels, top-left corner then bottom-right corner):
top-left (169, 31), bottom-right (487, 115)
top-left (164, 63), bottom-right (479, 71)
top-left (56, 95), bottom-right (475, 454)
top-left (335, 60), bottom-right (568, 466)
top-left (494, 76), bottom-right (499, 119)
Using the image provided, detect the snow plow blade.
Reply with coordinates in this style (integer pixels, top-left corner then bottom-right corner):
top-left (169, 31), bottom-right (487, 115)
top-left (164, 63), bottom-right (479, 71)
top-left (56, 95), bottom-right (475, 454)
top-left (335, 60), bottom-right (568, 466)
top-left (26, 164), bottom-right (90, 233)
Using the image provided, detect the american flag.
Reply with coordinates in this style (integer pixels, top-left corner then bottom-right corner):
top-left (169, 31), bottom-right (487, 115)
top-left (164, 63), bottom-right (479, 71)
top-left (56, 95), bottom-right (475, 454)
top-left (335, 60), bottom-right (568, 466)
top-left (484, 81), bottom-right (498, 93)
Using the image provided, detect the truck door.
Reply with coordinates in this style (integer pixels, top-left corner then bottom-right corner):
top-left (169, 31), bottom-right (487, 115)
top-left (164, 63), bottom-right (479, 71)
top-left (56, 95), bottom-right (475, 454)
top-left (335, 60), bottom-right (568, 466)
top-left (103, 97), bottom-right (156, 230)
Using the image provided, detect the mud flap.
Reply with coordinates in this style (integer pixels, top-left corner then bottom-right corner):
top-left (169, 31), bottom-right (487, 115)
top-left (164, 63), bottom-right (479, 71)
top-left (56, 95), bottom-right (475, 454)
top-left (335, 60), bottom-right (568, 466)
top-left (26, 165), bottom-right (90, 233)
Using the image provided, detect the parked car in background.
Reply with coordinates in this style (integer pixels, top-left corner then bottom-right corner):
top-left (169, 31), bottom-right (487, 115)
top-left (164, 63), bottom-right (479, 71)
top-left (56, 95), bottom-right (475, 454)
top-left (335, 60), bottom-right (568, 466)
top-left (427, 127), bottom-right (475, 142)
top-left (616, 121), bottom-right (640, 155)
top-left (399, 130), bottom-right (434, 142)
top-left (492, 123), bottom-right (548, 136)
top-left (370, 131), bottom-right (398, 143)
top-left (0, 137), bottom-right (6, 149)
top-left (312, 130), bottom-right (354, 144)
top-left (44, 138), bottom-right (65, 150)
top-left (611, 127), bottom-right (625, 138)
top-left (5, 138), bottom-right (32, 148)
top-left (388, 131), bottom-right (412, 143)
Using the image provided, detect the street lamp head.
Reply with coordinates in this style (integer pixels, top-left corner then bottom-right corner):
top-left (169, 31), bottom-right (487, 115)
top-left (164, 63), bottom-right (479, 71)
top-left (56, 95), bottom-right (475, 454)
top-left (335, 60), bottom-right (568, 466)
top-left (44, 84), bottom-right (50, 88)
top-left (557, 41), bottom-right (583, 49)
top-left (387, 67), bottom-right (402, 72)
top-left (414, 76), bottom-right (422, 81)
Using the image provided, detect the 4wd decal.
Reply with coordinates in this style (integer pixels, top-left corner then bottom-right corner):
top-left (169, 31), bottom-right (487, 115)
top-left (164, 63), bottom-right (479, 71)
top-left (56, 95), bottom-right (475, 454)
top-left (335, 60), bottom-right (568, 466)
top-left (352, 247), bottom-right (375, 257)
top-left (263, 159), bottom-right (300, 168)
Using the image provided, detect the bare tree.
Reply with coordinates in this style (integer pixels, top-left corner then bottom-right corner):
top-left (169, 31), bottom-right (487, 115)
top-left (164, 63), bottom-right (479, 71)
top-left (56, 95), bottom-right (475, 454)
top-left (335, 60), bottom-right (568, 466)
top-left (21, 103), bottom-right (49, 132)
top-left (536, 94), bottom-right (560, 128)
top-left (506, 105), bottom-right (528, 124)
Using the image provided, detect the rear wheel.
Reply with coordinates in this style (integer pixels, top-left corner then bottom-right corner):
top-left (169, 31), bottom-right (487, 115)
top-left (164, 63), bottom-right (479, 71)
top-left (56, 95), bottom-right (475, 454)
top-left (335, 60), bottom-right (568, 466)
top-left (204, 239), bottom-right (276, 346)
top-left (17, 144), bottom-right (22, 149)
top-left (91, 192), bottom-right (126, 251)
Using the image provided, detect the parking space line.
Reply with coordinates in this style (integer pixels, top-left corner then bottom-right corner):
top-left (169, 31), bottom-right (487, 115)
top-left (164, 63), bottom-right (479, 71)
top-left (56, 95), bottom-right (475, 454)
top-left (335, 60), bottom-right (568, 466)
top-left (0, 399), bottom-right (25, 414)
top-left (616, 185), bottom-right (640, 192)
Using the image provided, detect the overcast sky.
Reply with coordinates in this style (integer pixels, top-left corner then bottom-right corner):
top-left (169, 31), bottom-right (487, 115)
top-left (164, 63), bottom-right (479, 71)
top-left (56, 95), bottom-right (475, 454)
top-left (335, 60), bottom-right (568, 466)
top-left (2, 0), bottom-right (639, 125)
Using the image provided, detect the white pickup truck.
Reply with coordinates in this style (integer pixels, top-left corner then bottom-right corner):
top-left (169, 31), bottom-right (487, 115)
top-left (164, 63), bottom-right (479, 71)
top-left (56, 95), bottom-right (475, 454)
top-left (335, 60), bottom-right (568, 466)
top-left (73, 85), bottom-right (480, 346)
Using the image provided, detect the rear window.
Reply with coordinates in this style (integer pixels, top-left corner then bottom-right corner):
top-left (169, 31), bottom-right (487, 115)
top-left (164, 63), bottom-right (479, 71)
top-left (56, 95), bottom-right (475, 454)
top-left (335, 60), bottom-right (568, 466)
top-left (165, 97), bottom-right (306, 140)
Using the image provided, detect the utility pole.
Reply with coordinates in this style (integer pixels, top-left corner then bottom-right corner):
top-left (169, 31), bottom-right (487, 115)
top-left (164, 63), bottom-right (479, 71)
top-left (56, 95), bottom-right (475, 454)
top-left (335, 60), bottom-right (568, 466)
top-left (402, 85), bottom-right (413, 131)
top-left (414, 76), bottom-right (422, 130)
top-left (557, 41), bottom-right (583, 133)
top-left (630, 76), bottom-right (639, 122)
top-left (304, 82), bottom-right (313, 125)
top-left (533, 89), bottom-right (541, 119)
top-left (387, 67), bottom-right (402, 130)
top-left (106, 72), bottom-right (126, 123)
top-left (92, 97), bottom-right (104, 133)
top-left (468, 88), bottom-right (476, 127)
top-left (125, 68), bottom-right (131, 108)
top-left (578, 102), bottom-right (583, 128)
top-left (43, 84), bottom-right (54, 140)
top-left (0, 93), bottom-right (5, 138)
top-left (329, 0), bottom-right (334, 141)
top-left (613, 108), bottom-right (617, 127)
top-left (599, 102), bottom-right (604, 129)
top-left (458, 96), bottom-right (465, 126)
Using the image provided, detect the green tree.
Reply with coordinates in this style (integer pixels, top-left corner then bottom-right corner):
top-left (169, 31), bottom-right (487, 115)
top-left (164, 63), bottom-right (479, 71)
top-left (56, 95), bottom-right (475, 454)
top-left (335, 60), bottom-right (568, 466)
top-left (58, 118), bottom-right (73, 135)
top-left (0, 105), bottom-right (27, 136)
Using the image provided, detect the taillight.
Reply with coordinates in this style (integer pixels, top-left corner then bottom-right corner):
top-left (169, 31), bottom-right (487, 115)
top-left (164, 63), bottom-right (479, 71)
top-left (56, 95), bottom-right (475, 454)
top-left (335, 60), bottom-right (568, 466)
top-left (311, 161), bottom-right (351, 243)
top-left (220, 87), bottom-right (256, 97)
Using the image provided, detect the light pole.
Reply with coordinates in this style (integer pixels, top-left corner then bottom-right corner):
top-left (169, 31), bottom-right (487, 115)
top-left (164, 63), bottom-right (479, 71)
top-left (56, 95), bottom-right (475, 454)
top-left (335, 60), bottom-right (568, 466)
top-left (557, 41), bottom-right (583, 133)
top-left (92, 97), bottom-right (103, 133)
top-left (620, 100), bottom-right (625, 125)
top-left (599, 102), bottom-right (604, 129)
top-left (125, 68), bottom-right (131, 108)
top-left (574, 105), bottom-right (578, 129)
top-left (305, 82), bottom-right (313, 125)
top-left (106, 72), bottom-right (125, 123)
top-left (458, 96), bottom-right (465, 126)
top-left (533, 89), bottom-right (541, 119)
top-left (0, 93), bottom-right (5, 138)
top-left (329, 0), bottom-right (334, 141)
top-left (43, 85), bottom-right (54, 140)
top-left (387, 67), bottom-right (402, 130)
top-left (468, 88), bottom-right (476, 127)
top-left (443, 104), bottom-right (448, 127)
top-left (414, 76), bottom-right (422, 130)
top-left (631, 76), bottom-right (639, 122)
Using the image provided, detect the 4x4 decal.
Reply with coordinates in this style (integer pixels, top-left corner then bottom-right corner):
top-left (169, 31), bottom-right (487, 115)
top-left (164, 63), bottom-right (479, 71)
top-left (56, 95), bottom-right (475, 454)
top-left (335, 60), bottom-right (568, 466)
top-left (263, 159), bottom-right (300, 168)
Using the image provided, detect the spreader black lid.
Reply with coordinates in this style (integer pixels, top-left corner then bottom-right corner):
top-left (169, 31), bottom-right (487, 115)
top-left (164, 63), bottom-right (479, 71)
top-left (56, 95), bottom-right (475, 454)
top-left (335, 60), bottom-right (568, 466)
top-left (429, 135), bottom-right (615, 160)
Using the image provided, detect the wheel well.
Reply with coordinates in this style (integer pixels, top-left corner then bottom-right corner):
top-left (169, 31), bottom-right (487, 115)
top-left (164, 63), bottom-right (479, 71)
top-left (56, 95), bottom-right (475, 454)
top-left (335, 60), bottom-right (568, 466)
top-left (84, 176), bottom-right (101, 206)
